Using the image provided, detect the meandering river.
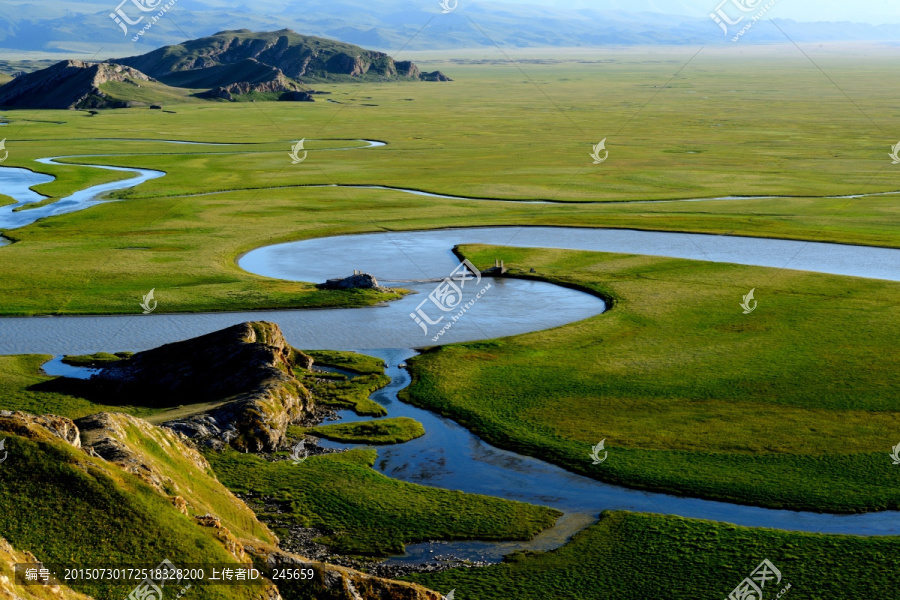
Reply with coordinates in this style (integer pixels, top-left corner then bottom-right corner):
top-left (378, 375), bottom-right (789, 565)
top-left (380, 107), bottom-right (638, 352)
top-left (1, 141), bottom-right (899, 561)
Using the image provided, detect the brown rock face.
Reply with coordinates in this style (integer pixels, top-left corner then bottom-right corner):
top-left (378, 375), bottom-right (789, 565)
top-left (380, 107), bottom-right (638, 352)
top-left (0, 60), bottom-right (153, 109)
top-left (75, 412), bottom-right (212, 495)
top-left (91, 322), bottom-right (315, 451)
top-left (0, 411), bottom-right (81, 447)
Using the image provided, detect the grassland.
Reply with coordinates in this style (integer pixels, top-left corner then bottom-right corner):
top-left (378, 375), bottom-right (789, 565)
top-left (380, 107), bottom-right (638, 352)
top-left (403, 244), bottom-right (900, 513)
top-left (307, 417), bottom-right (425, 444)
top-left (405, 511), bottom-right (900, 600)
top-left (2, 47), bottom-right (899, 596)
top-left (306, 351), bottom-right (386, 375)
top-left (295, 363), bottom-right (390, 416)
top-left (205, 447), bottom-right (560, 556)
top-left (62, 352), bottom-right (132, 366)
top-left (0, 48), bottom-right (899, 314)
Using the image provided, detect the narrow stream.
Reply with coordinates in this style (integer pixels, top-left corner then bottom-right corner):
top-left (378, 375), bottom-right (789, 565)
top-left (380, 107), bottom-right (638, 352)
top-left (312, 348), bottom-right (898, 566)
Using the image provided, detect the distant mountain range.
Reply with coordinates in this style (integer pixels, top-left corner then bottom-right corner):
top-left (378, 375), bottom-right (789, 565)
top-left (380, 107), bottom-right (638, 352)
top-left (0, 0), bottom-right (898, 56)
top-left (0, 29), bottom-right (450, 109)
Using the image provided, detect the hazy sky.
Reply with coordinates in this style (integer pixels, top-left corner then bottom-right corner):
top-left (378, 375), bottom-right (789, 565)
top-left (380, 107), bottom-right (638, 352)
top-left (489, 0), bottom-right (900, 24)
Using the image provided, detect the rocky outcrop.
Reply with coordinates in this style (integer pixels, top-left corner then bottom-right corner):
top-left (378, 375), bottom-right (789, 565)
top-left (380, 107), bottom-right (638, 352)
top-left (279, 91), bottom-right (314, 102)
top-left (194, 514), bottom-right (248, 562)
top-left (319, 272), bottom-right (387, 291)
top-left (0, 60), bottom-right (153, 109)
top-left (0, 411), bottom-right (81, 447)
top-left (421, 71), bottom-right (452, 82)
top-left (75, 412), bottom-right (210, 494)
top-left (201, 82), bottom-right (314, 102)
top-left (118, 29), bottom-right (450, 84)
top-left (250, 546), bottom-right (442, 600)
top-left (91, 322), bottom-right (315, 452)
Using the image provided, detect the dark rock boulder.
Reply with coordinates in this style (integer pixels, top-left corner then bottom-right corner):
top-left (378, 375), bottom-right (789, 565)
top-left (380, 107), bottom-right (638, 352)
top-left (421, 71), bottom-right (452, 82)
top-left (91, 322), bottom-right (315, 452)
top-left (319, 272), bottom-right (386, 291)
top-left (280, 90), bottom-right (314, 102)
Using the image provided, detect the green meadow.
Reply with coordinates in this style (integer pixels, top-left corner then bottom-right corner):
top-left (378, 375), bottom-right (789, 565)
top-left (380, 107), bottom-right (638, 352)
top-left (405, 511), bottom-right (900, 600)
top-left (1, 48), bottom-right (899, 315)
top-left (2, 46), bottom-right (899, 598)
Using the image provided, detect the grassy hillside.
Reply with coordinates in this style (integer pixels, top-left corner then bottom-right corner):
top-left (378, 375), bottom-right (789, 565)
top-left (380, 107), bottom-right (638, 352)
top-left (403, 244), bottom-right (900, 513)
top-left (0, 426), bottom-right (268, 600)
top-left (405, 511), bottom-right (900, 600)
top-left (0, 354), bottom-right (158, 418)
top-left (98, 79), bottom-right (200, 105)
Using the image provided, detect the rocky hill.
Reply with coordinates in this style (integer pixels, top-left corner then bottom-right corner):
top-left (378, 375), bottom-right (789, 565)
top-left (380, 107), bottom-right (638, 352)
top-left (0, 60), bottom-right (154, 109)
top-left (92, 322), bottom-right (314, 452)
top-left (117, 29), bottom-right (450, 85)
top-left (0, 30), bottom-right (449, 108)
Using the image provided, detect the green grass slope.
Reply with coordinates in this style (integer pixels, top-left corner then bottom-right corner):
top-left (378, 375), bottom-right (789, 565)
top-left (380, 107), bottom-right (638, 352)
top-left (97, 79), bottom-right (200, 106)
top-left (0, 355), bottom-right (157, 419)
top-left (403, 245), bottom-right (900, 513)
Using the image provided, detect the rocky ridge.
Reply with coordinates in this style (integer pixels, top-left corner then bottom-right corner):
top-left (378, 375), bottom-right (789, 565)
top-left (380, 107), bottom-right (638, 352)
top-left (118, 29), bottom-right (451, 85)
top-left (0, 60), bottom-right (152, 109)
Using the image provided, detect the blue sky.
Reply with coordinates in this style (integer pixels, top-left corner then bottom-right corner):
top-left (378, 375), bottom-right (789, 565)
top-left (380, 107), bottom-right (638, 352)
top-left (487, 0), bottom-right (900, 24)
